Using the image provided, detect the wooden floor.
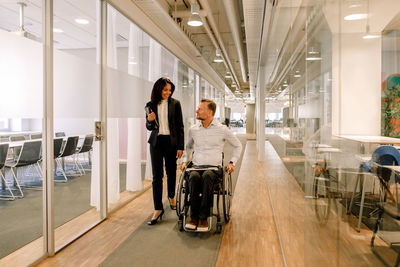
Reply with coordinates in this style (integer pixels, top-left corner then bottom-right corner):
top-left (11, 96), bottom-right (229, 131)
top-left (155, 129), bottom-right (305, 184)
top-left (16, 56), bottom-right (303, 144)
top-left (29, 140), bottom-right (397, 266)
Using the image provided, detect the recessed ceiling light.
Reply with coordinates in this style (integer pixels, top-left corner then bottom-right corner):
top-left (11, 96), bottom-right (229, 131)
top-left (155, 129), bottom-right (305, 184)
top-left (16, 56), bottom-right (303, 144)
top-left (344, 13), bottom-right (367, 20)
top-left (53, 28), bottom-right (64, 33)
top-left (363, 34), bottom-right (379, 39)
top-left (75, 18), bottom-right (89, 25)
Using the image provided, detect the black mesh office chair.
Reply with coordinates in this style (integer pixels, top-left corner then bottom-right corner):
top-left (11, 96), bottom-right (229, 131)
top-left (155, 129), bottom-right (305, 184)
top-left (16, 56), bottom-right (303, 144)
top-left (53, 138), bottom-right (67, 182)
top-left (5, 140), bottom-right (42, 197)
top-left (75, 135), bottom-right (94, 174)
top-left (9, 135), bottom-right (26, 160)
top-left (55, 132), bottom-right (66, 137)
top-left (9, 135), bottom-right (26, 142)
top-left (30, 133), bottom-right (42, 140)
top-left (0, 143), bottom-right (15, 200)
top-left (56, 136), bottom-right (79, 181)
top-left (369, 147), bottom-right (400, 267)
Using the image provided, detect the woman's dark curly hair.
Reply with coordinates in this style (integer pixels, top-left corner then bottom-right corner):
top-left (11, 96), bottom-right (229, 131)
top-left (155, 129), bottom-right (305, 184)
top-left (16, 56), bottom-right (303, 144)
top-left (150, 77), bottom-right (175, 104)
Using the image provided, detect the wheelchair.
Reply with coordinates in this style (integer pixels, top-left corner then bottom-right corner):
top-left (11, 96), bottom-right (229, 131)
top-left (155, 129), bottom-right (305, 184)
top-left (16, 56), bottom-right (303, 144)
top-left (175, 155), bottom-right (232, 233)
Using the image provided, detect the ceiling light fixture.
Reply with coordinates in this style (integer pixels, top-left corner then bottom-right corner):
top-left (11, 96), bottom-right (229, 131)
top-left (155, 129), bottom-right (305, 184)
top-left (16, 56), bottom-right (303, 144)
top-left (294, 70), bottom-right (301, 78)
top-left (187, 2), bottom-right (203, 27)
top-left (362, 1), bottom-right (380, 39)
top-left (344, 13), bottom-right (367, 20)
top-left (213, 48), bottom-right (224, 63)
top-left (308, 47), bottom-right (319, 54)
top-left (225, 71), bottom-right (231, 78)
top-left (306, 47), bottom-right (322, 61)
top-left (75, 18), bottom-right (89, 25)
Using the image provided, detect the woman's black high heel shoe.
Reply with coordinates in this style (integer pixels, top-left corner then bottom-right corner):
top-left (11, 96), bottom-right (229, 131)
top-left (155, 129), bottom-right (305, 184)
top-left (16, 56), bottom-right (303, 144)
top-left (168, 198), bottom-right (177, 210)
top-left (147, 210), bottom-right (164, 225)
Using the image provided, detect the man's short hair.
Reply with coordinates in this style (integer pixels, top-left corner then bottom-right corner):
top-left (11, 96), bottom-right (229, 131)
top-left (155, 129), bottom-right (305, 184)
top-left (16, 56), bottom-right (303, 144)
top-left (201, 98), bottom-right (216, 115)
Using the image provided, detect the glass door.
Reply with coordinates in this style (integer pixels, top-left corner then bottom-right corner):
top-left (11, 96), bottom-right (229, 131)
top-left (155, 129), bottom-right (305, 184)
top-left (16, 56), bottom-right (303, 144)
top-left (53, 0), bottom-right (102, 250)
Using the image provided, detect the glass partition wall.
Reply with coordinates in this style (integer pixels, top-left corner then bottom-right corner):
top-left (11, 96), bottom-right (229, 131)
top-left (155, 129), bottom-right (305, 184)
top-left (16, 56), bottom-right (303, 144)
top-left (0, 1), bottom-right (44, 263)
top-left (0, 0), bottom-right (226, 265)
top-left (265, 0), bottom-right (400, 266)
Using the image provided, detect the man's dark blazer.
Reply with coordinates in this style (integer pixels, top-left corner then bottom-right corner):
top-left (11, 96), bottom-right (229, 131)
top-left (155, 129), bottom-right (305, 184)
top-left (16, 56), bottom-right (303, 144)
top-left (145, 98), bottom-right (184, 150)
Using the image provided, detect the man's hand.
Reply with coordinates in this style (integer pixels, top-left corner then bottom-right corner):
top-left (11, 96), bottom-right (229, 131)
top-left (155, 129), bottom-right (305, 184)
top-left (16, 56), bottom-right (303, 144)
top-left (176, 150), bottom-right (183, 159)
top-left (179, 162), bottom-right (187, 171)
top-left (147, 108), bottom-right (156, 122)
top-left (226, 162), bottom-right (235, 173)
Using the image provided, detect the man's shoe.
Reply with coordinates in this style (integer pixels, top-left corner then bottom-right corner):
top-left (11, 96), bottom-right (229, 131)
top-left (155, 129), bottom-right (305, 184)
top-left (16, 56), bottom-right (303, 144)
top-left (185, 219), bottom-right (197, 230)
top-left (197, 219), bottom-right (208, 232)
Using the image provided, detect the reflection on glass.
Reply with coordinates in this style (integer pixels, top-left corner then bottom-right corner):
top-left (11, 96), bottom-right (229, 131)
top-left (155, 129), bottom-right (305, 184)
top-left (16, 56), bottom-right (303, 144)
top-left (0, 1), bottom-right (44, 264)
top-left (53, 0), bottom-right (100, 250)
top-left (262, 0), bottom-right (400, 266)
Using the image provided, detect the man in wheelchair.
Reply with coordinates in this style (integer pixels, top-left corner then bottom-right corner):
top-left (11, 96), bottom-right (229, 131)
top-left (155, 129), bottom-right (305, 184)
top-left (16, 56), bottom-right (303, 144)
top-left (181, 99), bottom-right (242, 232)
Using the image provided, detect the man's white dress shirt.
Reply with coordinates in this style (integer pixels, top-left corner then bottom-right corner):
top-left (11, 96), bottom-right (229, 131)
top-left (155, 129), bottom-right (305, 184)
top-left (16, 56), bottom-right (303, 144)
top-left (183, 119), bottom-right (242, 166)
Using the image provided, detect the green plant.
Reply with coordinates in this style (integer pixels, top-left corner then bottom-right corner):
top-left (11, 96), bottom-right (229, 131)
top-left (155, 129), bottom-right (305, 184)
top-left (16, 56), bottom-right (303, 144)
top-left (383, 84), bottom-right (400, 137)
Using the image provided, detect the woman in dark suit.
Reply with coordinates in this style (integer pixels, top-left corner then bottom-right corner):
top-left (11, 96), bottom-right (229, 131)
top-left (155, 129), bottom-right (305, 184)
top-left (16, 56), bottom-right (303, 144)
top-left (145, 77), bottom-right (184, 225)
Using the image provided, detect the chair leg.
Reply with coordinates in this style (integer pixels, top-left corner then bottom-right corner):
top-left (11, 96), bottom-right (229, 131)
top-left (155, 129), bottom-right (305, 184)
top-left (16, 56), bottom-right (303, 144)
top-left (55, 159), bottom-right (68, 182)
top-left (371, 209), bottom-right (383, 248)
top-left (34, 163), bottom-right (42, 178)
top-left (357, 176), bottom-right (368, 232)
top-left (73, 155), bottom-right (83, 175)
top-left (348, 171), bottom-right (360, 214)
top-left (78, 159), bottom-right (86, 175)
top-left (0, 170), bottom-right (15, 200)
top-left (9, 167), bottom-right (23, 198)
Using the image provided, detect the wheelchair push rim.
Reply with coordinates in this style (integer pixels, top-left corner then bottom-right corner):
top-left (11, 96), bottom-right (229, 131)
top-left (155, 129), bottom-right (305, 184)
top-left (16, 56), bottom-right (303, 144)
top-left (222, 171), bottom-right (232, 223)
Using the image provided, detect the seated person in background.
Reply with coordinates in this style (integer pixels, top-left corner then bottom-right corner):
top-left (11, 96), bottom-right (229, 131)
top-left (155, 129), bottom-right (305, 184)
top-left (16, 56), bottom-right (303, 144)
top-left (181, 99), bottom-right (242, 232)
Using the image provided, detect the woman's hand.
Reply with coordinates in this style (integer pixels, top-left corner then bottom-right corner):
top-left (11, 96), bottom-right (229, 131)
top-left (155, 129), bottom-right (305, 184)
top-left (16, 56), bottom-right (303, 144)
top-left (176, 150), bottom-right (183, 159)
top-left (147, 109), bottom-right (156, 122)
top-left (179, 162), bottom-right (187, 170)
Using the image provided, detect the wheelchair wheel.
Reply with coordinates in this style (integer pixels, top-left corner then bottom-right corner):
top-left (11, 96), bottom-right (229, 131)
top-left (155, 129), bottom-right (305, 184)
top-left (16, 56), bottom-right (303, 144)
top-left (176, 168), bottom-right (186, 217)
top-left (178, 217), bottom-right (184, 232)
top-left (222, 171), bottom-right (232, 223)
top-left (216, 223), bottom-right (222, 234)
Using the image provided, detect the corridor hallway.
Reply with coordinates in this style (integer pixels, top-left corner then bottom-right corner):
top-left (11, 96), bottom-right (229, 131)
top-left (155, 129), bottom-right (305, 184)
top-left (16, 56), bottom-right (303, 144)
top-left (37, 140), bottom-right (395, 267)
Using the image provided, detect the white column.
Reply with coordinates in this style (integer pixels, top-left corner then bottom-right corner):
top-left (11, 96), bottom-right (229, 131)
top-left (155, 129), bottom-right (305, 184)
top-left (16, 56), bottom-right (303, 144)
top-left (126, 118), bottom-right (142, 190)
top-left (145, 130), bottom-right (153, 181)
top-left (128, 23), bottom-right (140, 77)
top-left (145, 39), bottom-right (162, 181)
top-left (148, 39), bottom-right (162, 82)
top-left (107, 118), bottom-right (120, 203)
top-left (125, 23), bottom-right (143, 191)
top-left (90, 140), bottom-right (100, 209)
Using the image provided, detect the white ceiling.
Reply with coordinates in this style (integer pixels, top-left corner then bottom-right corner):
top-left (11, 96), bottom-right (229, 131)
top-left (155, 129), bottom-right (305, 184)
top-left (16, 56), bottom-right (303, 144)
top-left (4, 0), bottom-right (400, 105)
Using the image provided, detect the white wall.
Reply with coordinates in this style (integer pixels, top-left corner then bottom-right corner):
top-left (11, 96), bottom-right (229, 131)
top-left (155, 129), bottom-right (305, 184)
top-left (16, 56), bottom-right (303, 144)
top-left (0, 28), bottom-right (156, 136)
top-left (0, 29), bottom-right (43, 118)
top-left (331, 33), bottom-right (381, 136)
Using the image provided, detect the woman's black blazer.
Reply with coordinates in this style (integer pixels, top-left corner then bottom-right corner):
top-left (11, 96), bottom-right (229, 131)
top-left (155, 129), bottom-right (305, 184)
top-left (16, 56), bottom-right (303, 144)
top-left (145, 98), bottom-right (184, 150)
